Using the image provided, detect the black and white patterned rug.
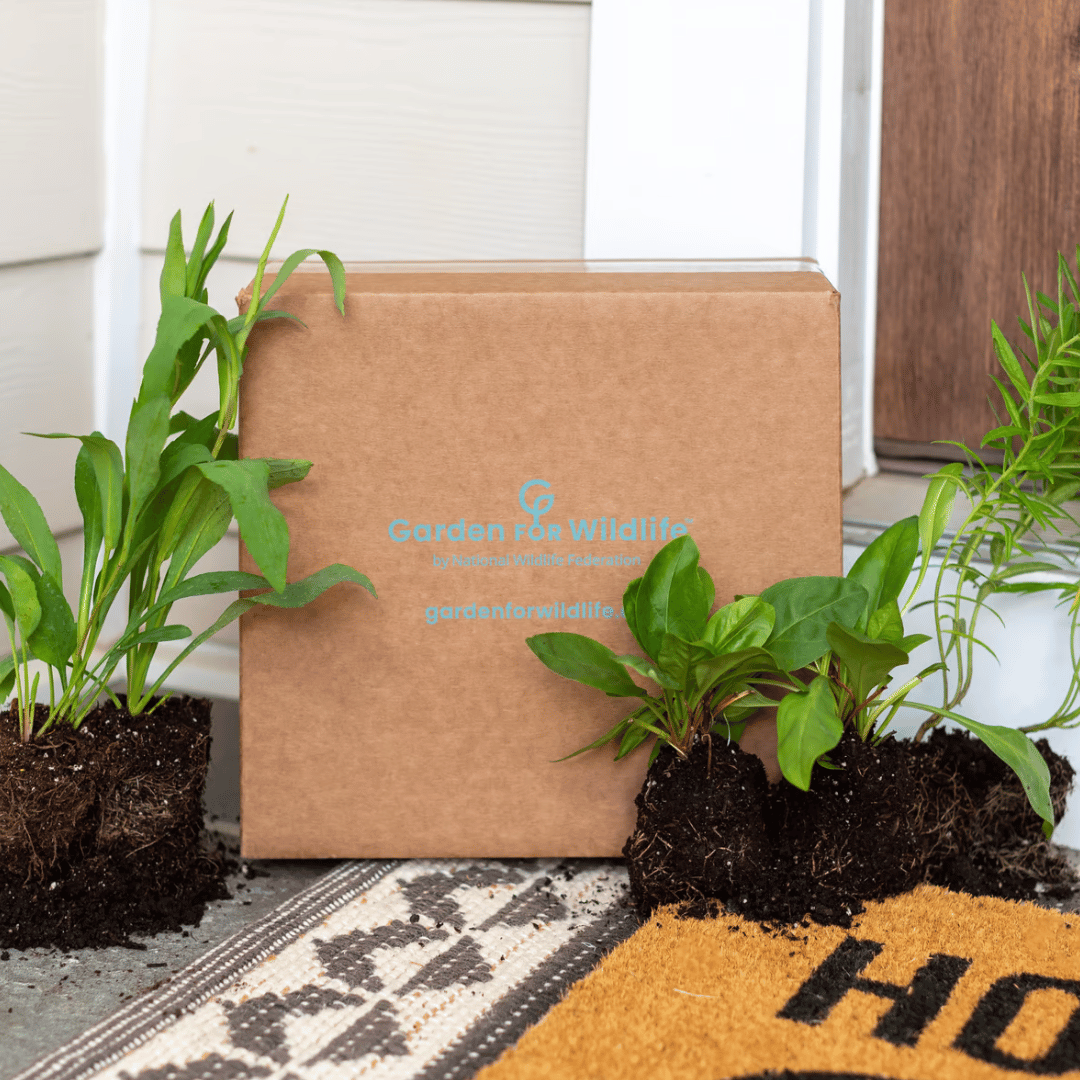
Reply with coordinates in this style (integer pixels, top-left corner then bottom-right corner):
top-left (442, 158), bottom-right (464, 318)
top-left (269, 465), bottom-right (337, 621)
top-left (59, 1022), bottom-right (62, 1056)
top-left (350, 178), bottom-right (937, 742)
top-left (15, 859), bottom-right (636, 1080)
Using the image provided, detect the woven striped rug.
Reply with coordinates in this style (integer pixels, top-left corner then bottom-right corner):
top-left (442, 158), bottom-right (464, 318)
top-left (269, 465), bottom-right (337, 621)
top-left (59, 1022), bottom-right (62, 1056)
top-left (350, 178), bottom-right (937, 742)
top-left (13, 859), bottom-right (635, 1080)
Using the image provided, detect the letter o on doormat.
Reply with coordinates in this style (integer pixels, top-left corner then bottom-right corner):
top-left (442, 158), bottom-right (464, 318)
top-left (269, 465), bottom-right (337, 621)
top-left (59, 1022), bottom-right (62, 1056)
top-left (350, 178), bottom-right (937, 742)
top-left (477, 885), bottom-right (1080, 1080)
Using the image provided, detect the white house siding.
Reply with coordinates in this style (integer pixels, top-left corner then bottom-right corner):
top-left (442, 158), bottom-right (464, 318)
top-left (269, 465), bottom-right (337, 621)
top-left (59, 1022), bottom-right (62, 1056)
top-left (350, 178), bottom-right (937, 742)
top-left (0, 0), bottom-right (102, 550)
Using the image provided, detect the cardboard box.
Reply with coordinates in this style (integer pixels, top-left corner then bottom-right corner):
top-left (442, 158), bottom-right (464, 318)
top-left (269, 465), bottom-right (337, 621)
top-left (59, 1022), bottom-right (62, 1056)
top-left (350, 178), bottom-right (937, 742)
top-left (238, 260), bottom-right (841, 858)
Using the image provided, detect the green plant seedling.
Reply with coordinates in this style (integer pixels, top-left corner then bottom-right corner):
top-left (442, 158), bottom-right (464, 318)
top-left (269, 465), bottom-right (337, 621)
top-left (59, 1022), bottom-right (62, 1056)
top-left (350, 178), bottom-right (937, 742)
top-left (526, 525), bottom-right (1054, 835)
top-left (0, 198), bottom-right (375, 740)
top-left (528, 536), bottom-right (780, 764)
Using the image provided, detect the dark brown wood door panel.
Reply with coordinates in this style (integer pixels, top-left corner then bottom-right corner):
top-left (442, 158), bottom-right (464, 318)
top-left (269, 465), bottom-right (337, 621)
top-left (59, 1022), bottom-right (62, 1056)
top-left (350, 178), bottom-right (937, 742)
top-left (875, 0), bottom-right (1080, 454)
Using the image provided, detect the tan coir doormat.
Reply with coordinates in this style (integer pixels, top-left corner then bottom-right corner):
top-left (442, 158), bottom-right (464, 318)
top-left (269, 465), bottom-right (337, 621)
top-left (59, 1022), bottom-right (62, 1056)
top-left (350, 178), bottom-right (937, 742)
top-left (478, 885), bottom-right (1080, 1080)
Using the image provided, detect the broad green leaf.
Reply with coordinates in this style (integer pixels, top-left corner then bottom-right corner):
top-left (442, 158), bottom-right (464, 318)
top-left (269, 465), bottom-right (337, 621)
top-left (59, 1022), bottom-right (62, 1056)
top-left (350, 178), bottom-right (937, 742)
top-left (867, 600), bottom-right (904, 643)
top-left (527, 633), bottom-right (648, 698)
top-left (826, 622), bottom-right (908, 712)
top-left (0, 555), bottom-right (42, 639)
top-left (657, 633), bottom-right (693, 689)
top-left (0, 463), bottom-right (62, 585)
top-left (938, 710), bottom-right (1054, 835)
top-left (36, 433), bottom-right (124, 555)
top-left (847, 516), bottom-right (919, 626)
top-left (776, 675), bottom-right (843, 791)
top-left (196, 459), bottom-right (289, 591)
top-left (266, 458), bottom-right (313, 489)
top-left (636, 536), bottom-right (710, 660)
top-left (704, 596), bottom-right (776, 653)
top-left (0, 581), bottom-right (13, 624)
top-left (27, 571), bottom-right (76, 670)
top-left (140, 294), bottom-right (219, 403)
top-left (761, 576), bottom-right (868, 671)
top-left (991, 320), bottom-right (1031, 400)
top-left (897, 632), bottom-right (931, 653)
top-left (698, 566), bottom-right (715, 615)
top-left (126, 394), bottom-right (172, 522)
top-left (623, 577), bottom-right (645, 653)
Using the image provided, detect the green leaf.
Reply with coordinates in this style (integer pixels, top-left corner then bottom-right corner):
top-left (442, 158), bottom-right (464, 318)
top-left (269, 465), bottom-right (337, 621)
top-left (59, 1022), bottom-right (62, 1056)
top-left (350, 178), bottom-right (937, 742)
top-left (703, 596), bottom-right (775, 653)
top-left (196, 459), bottom-right (289, 592)
top-left (156, 441), bottom-right (214, 494)
top-left (636, 536), bottom-right (710, 660)
top-left (160, 209), bottom-right (187, 303)
top-left (656, 633), bottom-right (693, 689)
top-left (134, 564), bottom-right (375, 708)
top-left (140, 294), bottom-right (219, 403)
top-left (623, 577), bottom-right (646, 653)
top-left (35, 433), bottom-right (124, 555)
top-left (27, 571), bottom-right (76, 670)
top-left (120, 624), bottom-right (192, 649)
top-left (159, 478), bottom-right (233, 593)
top-left (761, 576), bottom-right (868, 671)
top-left (867, 600), bottom-right (904, 643)
top-left (192, 212), bottom-right (233, 298)
top-left (185, 203), bottom-right (216, 295)
top-left (0, 555), bottom-right (42, 639)
top-left (775, 675), bottom-right (844, 791)
top-left (991, 320), bottom-right (1031, 400)
top-left (616, 652), bottom-right (681, 690)
top-left (266, 458), bottom-right (313, 489)
top-left (896, 632), bottom-right (931, 653)
top-left (0, 581), bottom-right (13, 624)
top-left (919, 463), bottom-right (964, 555)
top-left (688, 646), bottom-right (777, 701)
top-left (126, 394), bottom-right (172, 523)
top-left (527, 633), bottom-right (648, 698)
top-left (0, 463), bottom-right (63, 585)
top-left (847, 516), bottom-right (919, 626)
top-left (74, 444), bottom-right (103, 583)
top-left (826, 622), bottom-right (908, 712)
top-left (1034, 391), bottom-right (1080, 407)
top-left (260, 248), bottom-right (348, 316)
top-left (0, 654), bottom-right (15, 702)
top-left (156, 570), bottom-right (269, 609)
top-left (947, 713), bottom-right (1055, 835)
top-left (248, 563), bottom-right (376, 605)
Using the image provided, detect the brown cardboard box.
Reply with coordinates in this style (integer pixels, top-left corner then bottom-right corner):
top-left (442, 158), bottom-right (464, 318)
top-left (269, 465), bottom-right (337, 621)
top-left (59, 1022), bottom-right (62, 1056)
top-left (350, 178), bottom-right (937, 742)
top-left (238, 260), bottom-right (841, 858)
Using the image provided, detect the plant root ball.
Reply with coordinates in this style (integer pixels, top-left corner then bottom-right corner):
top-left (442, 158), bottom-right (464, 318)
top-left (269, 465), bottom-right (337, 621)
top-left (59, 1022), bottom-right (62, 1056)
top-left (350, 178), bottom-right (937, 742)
top-left (623, 736), bottom-right (770, 917)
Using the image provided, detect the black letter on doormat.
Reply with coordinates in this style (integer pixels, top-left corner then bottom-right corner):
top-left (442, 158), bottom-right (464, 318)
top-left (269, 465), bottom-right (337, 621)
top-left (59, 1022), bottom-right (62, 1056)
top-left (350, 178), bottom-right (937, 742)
top-left (779, 936), bottom-right (971, 1047)
top-left (954, 973), bottom-right (1080, 1074)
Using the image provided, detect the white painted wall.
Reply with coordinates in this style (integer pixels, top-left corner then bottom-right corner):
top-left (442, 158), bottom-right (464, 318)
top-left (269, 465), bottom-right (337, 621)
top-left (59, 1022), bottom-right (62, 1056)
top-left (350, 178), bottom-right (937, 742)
top-left (584, 0), bottom-right (882, 487)
top-left (0, 0), bottom-right (102, 550)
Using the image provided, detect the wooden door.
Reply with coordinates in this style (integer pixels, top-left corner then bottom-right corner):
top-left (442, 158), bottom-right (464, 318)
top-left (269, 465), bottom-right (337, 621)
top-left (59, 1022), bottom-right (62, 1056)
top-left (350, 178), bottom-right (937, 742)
top-left (875, 0), bottom-right (1080, 457)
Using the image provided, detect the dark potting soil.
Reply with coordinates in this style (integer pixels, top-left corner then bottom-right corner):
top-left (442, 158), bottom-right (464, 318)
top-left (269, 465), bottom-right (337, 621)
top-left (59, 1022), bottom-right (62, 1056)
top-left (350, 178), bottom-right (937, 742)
top-left (0, 696), bottom-right (230, 950)
top-left (624, 728), bottom-right (1077, 928)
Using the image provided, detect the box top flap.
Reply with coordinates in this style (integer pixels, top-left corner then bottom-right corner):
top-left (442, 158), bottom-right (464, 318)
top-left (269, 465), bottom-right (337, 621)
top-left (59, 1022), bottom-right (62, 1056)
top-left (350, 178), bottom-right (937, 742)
top-left (238, 258), bottom-right (835, 305)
